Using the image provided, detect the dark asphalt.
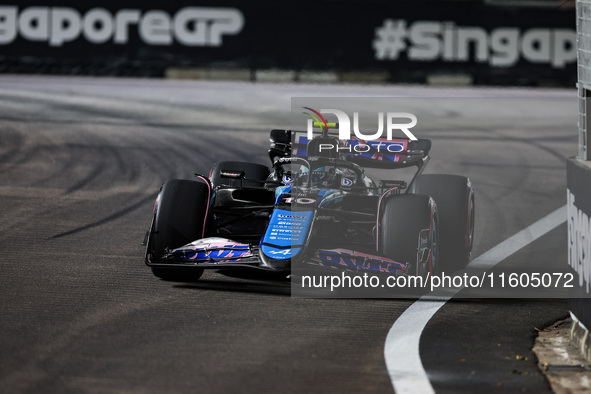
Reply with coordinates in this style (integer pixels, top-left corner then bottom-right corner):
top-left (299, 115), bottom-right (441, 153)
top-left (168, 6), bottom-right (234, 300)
top-left (0, 76), bottom-right (575, 393)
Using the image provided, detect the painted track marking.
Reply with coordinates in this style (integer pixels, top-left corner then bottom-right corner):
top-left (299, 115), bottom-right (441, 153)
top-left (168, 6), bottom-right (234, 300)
top-left (384, 205), bottom-right (567, 394)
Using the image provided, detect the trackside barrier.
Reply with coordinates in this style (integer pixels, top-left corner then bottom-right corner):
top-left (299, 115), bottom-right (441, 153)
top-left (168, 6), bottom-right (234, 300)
top-left (568, 0), bottom-right (591, 363)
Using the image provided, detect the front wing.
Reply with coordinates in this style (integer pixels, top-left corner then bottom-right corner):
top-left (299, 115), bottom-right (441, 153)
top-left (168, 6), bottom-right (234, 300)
top-left (146, 237), bottom-right (412, 276)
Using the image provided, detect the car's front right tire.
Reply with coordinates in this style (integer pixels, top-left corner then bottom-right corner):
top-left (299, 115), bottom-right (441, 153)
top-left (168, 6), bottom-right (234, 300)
top-left (410, 174), bottom-right (474, 272)
top-left (380, 194), bottom-right (439, 278)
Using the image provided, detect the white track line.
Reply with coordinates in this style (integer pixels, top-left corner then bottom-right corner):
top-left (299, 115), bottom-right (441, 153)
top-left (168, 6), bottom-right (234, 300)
top-left (384, 205), bottom-right (567, 394)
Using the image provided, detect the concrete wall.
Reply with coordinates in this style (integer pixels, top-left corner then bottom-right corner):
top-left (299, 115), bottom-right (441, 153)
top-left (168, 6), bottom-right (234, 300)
top-left (569, 0), bottom-right (591, 361)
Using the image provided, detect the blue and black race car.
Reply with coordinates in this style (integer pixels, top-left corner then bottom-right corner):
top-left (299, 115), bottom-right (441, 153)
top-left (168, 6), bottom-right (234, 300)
top-left (144, 127), bottom-right (474, 283)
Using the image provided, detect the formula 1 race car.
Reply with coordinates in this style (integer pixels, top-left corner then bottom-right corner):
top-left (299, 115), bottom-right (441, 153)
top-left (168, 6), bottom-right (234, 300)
top-left (144, 127), bottom-right (475, 283)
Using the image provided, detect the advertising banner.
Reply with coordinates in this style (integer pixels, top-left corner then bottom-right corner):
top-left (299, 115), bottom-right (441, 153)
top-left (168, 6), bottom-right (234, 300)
top-left (568, 158), bottom-right (591, 328)
top-left (0, 1), bottom-right (576, 84)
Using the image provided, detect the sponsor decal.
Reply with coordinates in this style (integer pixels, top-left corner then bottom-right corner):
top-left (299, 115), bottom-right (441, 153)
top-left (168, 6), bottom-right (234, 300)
top-left (268, 249), bottom-right (291, 256)
top-left (278, 213), bottom-right (307, 219)
top-left (220, 170), bottom-right (244, 178)
top-left (341, 177), bottom-right (353, 187)
top-left (316, 248), bottom-right (406, 274)
top-left (282, 174), bottom-right (293, 184)
top-left (568, 189), bottom-right (591, 293)
top-left (171, 240), bottom-right (251, 262)
top-left (262, 209), bottom-right (313, 259)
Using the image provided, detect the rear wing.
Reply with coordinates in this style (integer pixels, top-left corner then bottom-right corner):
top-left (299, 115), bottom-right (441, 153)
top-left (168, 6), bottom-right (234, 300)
top-left (269, 129), bottom-right (431, 169)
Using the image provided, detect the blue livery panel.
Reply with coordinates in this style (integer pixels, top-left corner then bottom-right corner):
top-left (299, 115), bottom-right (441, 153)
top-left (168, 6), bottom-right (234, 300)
top-left (261, 209), bottom-right (313, 260)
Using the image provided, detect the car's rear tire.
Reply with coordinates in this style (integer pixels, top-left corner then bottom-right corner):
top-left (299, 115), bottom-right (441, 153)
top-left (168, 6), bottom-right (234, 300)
top-left (409, 174), bottom-right (474, 272)
top-left (209, 161), bottom-right (270, 188)
top-left (380, 194), bottom-right (439, 278)
top-left (147, 179), bottom-right (210, 282)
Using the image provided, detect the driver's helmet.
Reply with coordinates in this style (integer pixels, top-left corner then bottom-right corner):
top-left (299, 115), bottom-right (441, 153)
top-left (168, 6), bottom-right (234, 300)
top-left (296, 166), bottom-right (337, 187)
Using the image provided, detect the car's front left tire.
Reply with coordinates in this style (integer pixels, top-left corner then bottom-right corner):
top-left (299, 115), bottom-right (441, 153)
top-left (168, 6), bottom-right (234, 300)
top-left (146, 179), bottom-right (210, 282)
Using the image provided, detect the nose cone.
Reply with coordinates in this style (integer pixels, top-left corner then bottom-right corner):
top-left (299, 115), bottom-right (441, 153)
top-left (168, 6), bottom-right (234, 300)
top-left (260, 208), bottom-right (313, 271)
top-left (260, 253), bottom-right (291, 271)
top-left (260, 244), bottom-right (304, 271)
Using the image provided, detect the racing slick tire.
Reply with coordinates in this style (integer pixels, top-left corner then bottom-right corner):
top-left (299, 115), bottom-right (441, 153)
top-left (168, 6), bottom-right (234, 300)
top-left (380, 194), bottom-right (439, 278)
top-left (409, 174), bottom-right (475, 272)
top-left (147, 179), bottom-right (210, 282)
top-left (209, 161), bottom-right (270, 188)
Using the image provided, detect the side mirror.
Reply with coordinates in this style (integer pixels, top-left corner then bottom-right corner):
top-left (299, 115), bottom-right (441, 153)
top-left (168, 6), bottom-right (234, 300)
top-left (270, 129), bottom-right (291, 144)
top-left (269, 129), bottom-right (292, 162)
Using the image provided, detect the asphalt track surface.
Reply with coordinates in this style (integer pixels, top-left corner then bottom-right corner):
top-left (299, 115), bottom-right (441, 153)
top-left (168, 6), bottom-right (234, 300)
top-left (0, 76), bottom-right (576, 393)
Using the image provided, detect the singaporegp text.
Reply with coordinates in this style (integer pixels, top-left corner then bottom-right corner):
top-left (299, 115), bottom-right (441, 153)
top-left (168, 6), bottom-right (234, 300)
top-left (0, 6), bottom-right (244, 47)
